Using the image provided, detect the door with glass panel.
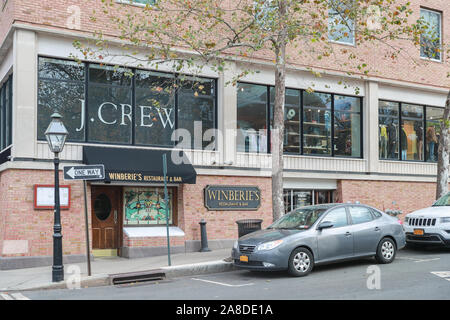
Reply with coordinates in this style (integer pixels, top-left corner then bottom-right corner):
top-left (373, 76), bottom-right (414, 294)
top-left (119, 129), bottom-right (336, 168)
top-left (91, 186), bottom-right (121, 252)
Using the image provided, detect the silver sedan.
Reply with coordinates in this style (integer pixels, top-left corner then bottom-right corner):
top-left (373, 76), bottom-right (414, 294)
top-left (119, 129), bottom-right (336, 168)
top-left (232, 203), bottom-right (406, 277)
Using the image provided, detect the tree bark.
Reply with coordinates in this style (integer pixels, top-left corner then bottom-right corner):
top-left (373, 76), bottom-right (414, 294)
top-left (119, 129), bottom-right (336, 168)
top-left (271, 1), bottom-right (288, 222)
top-left (436, 90), bottom-right (450, 200)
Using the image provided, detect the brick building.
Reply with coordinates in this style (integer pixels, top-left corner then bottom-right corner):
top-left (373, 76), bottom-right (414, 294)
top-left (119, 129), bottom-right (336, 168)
top-left (0, 0), bottom-right (448, 269)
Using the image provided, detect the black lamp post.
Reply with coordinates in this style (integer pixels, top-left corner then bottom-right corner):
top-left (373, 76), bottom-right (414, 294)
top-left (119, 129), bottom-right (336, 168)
top-left (44, 113), bottom-right (68, 282)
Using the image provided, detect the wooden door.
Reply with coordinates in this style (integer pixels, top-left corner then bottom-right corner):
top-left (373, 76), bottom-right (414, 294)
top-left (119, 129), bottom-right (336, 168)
top-left (91, 186), bottom-right (121, 250)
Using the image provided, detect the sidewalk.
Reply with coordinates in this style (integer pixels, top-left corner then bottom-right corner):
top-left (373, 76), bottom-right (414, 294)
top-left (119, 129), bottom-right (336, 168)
top-left (0, 248), bottom-right (234, 292)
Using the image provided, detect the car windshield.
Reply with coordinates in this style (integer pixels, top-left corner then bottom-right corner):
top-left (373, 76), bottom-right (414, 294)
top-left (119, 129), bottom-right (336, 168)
top-left (432, 192), bottom-right (450, 206)
top-left (268, 206), bottom-right (330, 230)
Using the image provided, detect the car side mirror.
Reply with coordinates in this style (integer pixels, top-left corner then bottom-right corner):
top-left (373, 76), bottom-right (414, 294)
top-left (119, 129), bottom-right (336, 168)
top-left (317, 221), bottom-right (334, 230)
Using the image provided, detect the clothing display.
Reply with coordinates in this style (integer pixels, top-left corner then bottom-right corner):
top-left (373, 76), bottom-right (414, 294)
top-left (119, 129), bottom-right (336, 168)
top-left (426, 126), bottom-right (438, 161)
top-left (379, 125), bottom-right (388, 158)
top-left (401, 127), bottom-right (408, 160)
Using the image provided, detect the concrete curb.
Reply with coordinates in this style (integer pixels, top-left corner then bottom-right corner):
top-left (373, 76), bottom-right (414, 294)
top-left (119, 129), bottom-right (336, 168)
top-left (4, 259), bottom-right (235, 292)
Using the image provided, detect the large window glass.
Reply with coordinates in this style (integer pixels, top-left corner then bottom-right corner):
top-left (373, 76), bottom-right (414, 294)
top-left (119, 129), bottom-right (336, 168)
top-left (420, 8), bottom-right (442, 61)
top-left (401, 104), bottom-right (423, 161)
top-left (37, 57), bottom-right (217, 149)
top-left (237, 83), bottom-right (268, 153)
top-left (379, 100), bottom-right (443, 162)
top-left (135, 70), bottom-right (175, 146)
top-left (426, 107), bottom-right (443, 162)
top-left (177, 77), bottom-right (216, 149)
top-left (38, 58), bottom-right (85, 142)
top-left (303, 92), bottom-right (332, 155)
top-left (284, 189), bottom-right (335, 214)
top-left (334, 95), bottom-right (361, 157)
top-left (124, 187), bottom-right (175, 225)
top-left (0, 75), bottom-right (13, 151)
top-left (88, 64), bottom-right (133, 144)
top-left (379, 101), bottom-right (399, 160)
top-left (270, 87), bottom-right (301, 153)
top-left (349, 206), bottom-right (373, 224)
top-left (328, 0), bottom-right (355, 45)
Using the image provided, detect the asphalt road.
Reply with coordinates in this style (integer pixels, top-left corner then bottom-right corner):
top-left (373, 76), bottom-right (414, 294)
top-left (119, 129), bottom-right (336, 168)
top-left (2, 247), bottom-right (450, 301)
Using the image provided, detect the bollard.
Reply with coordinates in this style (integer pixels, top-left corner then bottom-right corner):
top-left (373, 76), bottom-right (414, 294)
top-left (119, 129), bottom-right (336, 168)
top-left (199, 219), bottom-right (211, 252)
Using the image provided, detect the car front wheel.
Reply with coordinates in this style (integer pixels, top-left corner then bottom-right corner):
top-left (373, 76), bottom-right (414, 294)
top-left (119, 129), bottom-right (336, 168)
top-left (375, 238), bottom-right (396, 264)
top-left (288, 247), bottom-right (314, 277)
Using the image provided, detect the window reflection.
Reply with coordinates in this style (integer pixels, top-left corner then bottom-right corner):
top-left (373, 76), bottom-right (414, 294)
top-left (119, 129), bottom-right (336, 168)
top-left (426, 107), bottom-right (443, 162)
top-left (237, 83), bottom-right (268, 153)
top-left (303, 92), bottom-right (332, 155)
top-left (401, 104), bottom-right (423, 161)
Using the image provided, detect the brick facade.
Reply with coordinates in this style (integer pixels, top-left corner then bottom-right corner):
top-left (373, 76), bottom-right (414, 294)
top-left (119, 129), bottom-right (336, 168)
top-left (0, 168), bottom-right (89, 258)
top-left (336, 179), bottom-right (446, 219)
top-left (1, 0), bottom-right (448, 88)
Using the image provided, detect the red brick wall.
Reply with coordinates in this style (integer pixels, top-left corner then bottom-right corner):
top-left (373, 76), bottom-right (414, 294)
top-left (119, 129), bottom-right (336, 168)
top-left (123, 234), bottom-right (185, 248)
top-left (180, 175), bottom-right (273, 241)
top-left (1, 0), bottom-right (447, 88)
top-left (0, 168), bottom-right (90, 257)
top-left (336, 179), bottom-right (446, 218)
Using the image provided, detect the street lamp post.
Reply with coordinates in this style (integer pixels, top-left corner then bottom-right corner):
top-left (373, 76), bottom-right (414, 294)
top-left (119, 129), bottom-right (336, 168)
top-left (44, 113), bottom-right (68, 282)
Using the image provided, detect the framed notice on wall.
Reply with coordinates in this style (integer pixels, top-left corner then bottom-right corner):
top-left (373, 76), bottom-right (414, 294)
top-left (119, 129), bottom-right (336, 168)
top-left (34, 185), bottom-right (71, 210)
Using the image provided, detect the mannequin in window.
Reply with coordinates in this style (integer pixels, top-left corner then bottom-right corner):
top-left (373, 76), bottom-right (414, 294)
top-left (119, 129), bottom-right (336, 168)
top-left (379, 124), bottom-right (388, 158)
top-left (401, 126), bottom-right (408, 160)
top-left (415, 122), bottom-right (423, 160)
top-left (387, 121), bottom-right (397, 159)
top-left (426, 126), bottom-right (438, 161)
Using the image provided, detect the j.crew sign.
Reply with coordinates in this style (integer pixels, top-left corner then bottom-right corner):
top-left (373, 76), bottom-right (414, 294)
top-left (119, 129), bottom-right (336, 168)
top-left (204, 185), bottom-right (261, 211)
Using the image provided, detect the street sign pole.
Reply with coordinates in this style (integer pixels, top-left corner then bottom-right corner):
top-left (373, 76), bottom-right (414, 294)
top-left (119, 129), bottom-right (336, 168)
top-left (162, 154), bottom-right (171, 267)
top-left (63, 164), bottom-right (105, 277)
top-left (83, 180), bottom-right (92, 276)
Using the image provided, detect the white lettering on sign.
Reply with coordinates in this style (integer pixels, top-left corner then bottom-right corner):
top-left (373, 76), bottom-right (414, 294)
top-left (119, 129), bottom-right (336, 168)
top-left (76, 99), bottom-right (175, 131)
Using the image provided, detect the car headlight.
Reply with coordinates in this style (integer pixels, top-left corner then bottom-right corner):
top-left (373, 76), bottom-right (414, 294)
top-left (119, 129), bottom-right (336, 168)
top-left (257, 240), bottom-right (283, 251)
top-left (441, 217), bottom-right (450, 223)
top-left (233, 241), bottom-right (238, 250)
top-left (404, 216), bottom-right (410, 224)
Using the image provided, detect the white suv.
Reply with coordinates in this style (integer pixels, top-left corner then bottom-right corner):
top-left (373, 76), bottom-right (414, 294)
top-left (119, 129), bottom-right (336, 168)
top-left (404, 192), bottom-right (450, 248)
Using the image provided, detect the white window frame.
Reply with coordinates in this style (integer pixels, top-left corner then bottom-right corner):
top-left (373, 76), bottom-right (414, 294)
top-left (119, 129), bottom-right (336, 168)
top-left (115, 0), bottom-right (156, 7)
top-left (328, 0), bottom-right (356, 46)
top-left (420, 8), bottom-right (442, 63)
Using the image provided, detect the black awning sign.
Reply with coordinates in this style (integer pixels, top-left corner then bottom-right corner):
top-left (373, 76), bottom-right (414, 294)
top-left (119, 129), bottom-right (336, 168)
top-left (204, 185), bottom-right (261, 211)
top-left (63, 165), bottom-right (105, 181)
top-left (83, 146), bottom-right (197, 184)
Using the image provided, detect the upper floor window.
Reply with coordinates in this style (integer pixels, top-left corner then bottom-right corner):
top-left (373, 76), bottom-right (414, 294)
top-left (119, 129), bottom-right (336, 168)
top-left (237, 82), bottom-right (362, 158)
top-left (328, 0), bottom-right (355, 45)
top-left (0, 75), bottom-right (13, 151)
top-left (379, 100), bottom-right (444, 162)
top-left (420, 8), bottom-right (442, 61)
top-left (37, 57), bottom-right (216, 150)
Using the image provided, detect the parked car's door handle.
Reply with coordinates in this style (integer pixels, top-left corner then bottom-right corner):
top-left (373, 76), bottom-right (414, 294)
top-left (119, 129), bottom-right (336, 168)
top-left (374, 227), bottom-right (381, 232)
top-left (345, 231), bottom-right (352, 237)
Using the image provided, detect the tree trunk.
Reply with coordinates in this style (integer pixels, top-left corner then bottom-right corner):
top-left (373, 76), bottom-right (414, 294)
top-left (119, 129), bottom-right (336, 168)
top-left (271, 1), bottom-right (288, 222)
top-left (436, 90), bottom-right (450, 200)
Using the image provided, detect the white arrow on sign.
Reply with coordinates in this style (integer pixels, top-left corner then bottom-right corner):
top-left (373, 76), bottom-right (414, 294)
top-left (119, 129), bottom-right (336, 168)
top-left (66, 167), bottom-right (76, 179)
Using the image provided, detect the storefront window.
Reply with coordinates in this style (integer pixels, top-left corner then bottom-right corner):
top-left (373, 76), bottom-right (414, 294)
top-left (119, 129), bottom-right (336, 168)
top-left (379, 100), bottom-right (443, 162)
top-left (177, 77), bottom-right (216, 149)
top-left (270, 88), bottom-right (301, 154)
top-left (124, 187), bottom-right (175, 225)
top-left (135, 70), bottom-right (175, 146)
top-left (237, 83), bottom-right (268, 153)
top-left (284, 189), bottom-right (334, 214)
top-left (334, 95), bottom-right (361, 157)
top-left (37, 58), bottom-right (85, 142)
top-left (88, 64), bottom-right (133, 144)
top-left (401, 104), bottom-right (423, 161)
top-left (379, 101), bottom-right (399, 160)
top-left (36, 57), bottom-right (217, 149)
top-left (303, 92), bottom-right (332, 156)
top-left (426, 107), bottom-right (444, 162)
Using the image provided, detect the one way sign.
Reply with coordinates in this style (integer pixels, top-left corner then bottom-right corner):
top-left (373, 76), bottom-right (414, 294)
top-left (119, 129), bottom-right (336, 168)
top-left (63, 165), bottom-right (105, 181)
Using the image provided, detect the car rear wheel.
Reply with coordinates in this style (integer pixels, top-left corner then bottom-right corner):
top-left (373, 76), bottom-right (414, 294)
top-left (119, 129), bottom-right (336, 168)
top-left (375, 238), bottom-right (396, 264)
top-left (288, 247), bottom-right (314, 277)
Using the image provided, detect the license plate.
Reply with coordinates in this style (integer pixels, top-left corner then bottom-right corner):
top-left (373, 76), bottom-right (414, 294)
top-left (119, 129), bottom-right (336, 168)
top-left (239, 256), bottom-right (249, 263)
top-left (414, 229), bottom-right (424, 236)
